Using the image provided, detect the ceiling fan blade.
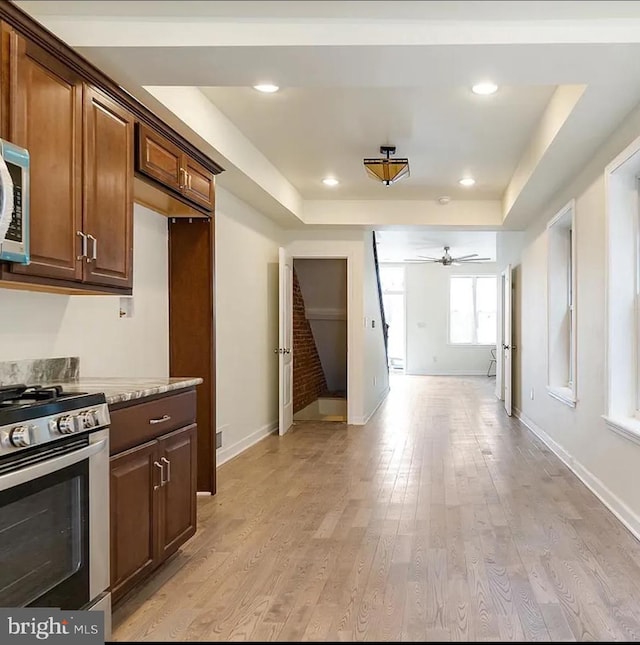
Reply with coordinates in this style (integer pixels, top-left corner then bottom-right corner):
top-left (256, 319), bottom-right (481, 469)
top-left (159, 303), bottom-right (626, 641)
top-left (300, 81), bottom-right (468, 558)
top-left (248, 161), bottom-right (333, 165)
top-left (458, 258), bottom-right (492, 263)
top-left (403, 258), bottom-right (432, 263)
top-left (415, 255), bottom-right (440, 260)
top-left (452, 254), bottom-right (478, 261)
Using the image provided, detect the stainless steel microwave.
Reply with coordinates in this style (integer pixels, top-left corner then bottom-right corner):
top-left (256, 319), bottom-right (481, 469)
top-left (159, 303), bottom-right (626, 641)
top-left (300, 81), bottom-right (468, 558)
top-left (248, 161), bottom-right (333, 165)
top-left (0, 139), bottom-right (29, 264)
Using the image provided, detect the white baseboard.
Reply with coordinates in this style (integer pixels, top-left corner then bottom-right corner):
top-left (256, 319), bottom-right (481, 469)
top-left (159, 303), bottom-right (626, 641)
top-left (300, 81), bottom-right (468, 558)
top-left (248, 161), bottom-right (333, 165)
top-left (514, 407), bottom-right (640, 542)
top-left (352, 386), bottom-right (390, 425)
top-left (406, 369), bottom-right (489, 376)
top-left (216, 421), bottom-right (278, 467)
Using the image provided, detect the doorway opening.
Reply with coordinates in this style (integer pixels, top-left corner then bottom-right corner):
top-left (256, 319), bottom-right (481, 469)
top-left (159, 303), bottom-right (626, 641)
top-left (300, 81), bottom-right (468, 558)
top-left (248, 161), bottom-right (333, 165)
top-left (379, 265), bottom-right (406, 372)
top-left (291, 258), bottom-right (348, 423)
top-left (500, 265), bottom-right (513, 416)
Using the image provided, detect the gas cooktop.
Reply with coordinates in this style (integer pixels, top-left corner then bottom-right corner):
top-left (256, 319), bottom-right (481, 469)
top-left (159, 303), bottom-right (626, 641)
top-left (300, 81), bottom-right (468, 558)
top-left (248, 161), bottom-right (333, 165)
top-left (0, 384), bottom-right (109, 456)
top-left (0, 384), bottom-right (88, 409)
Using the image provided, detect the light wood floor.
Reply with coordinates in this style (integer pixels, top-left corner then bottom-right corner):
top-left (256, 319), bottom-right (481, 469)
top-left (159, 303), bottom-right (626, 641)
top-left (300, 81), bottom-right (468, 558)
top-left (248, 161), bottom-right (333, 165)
top-left (113, 376), bottom-right (640, 642)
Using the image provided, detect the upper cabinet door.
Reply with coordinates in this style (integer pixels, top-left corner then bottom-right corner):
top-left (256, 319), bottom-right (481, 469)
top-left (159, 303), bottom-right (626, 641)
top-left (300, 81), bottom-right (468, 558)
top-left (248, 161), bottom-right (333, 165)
top-left (83, 86), bottom-right (134, 289)
top-left (182, 155), bottom-right (215, 212)
top-left (9, 35), bottom-right (83, 282)
top-left (136, 123), bottom-right (183, 192)
top-left (0, 23), bottom-right (17, 140)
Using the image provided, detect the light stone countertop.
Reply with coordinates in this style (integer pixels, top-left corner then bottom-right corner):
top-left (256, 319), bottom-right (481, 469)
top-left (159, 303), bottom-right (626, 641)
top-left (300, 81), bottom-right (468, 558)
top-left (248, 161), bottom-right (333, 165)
top-left (51, 377), bottom-right (203, 406)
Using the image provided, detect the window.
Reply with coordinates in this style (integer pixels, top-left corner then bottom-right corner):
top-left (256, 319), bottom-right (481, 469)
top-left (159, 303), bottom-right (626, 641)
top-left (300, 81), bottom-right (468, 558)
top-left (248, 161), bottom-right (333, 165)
top-left (380, 266), bottom-right (405, 292)
top-left (449, 275), bottom-right (497, 345)
top-left (547, 200), bottom-right (576, 407)
top-left (603, 137), bottom-right (640, 444)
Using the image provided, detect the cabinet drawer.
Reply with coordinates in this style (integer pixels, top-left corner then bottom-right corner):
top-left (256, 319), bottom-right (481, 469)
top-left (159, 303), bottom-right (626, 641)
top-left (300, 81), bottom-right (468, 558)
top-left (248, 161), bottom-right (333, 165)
top-left (109, 389), bottom-right (196, 455)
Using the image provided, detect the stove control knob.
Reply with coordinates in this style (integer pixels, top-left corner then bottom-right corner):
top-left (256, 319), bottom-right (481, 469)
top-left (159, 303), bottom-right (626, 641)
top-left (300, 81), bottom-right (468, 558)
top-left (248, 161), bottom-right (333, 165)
top-left (10, 425), bottom-right (32, 447)
top-left (80, 410), bottom-right (99, 429)
top-left (57, 415), bottom-right (77, 434)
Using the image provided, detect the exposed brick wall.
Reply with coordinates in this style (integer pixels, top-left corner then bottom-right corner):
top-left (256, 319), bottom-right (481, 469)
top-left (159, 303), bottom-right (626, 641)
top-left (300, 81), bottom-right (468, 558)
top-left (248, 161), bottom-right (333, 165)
top-left (293, 268), bottom-right (327, 413)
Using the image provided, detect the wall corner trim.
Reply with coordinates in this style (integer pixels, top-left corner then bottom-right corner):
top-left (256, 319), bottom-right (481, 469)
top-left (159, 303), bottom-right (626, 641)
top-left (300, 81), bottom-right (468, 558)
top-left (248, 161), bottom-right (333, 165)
top-left (514, 407), bottom-right (640, 543)
top-left (353, 385), bottom-right (390, 425)
top-left (216, 421), bottom-right (277, 467)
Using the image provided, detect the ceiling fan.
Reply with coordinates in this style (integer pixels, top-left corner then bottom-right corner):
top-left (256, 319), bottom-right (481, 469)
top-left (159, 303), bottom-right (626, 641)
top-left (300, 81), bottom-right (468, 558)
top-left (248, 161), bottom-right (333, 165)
top-left (404, 246), bottom-right (491, 266)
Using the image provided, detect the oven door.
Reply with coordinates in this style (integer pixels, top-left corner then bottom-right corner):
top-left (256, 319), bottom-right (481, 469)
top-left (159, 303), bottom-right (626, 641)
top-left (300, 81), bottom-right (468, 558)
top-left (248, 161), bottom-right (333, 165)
top-left (0, 429), bottom-right (108, 609)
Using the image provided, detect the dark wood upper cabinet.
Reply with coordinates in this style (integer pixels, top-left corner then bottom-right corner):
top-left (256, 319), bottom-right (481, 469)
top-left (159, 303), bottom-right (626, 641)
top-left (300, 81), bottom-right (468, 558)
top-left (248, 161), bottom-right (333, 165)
top-left (157, 424), bottom-right (197, 560)
top-left (135, 125), bottom-right (215, 213)
top-left (183, 155), bottom-right (215, 211)
top-left (83, 86), bottom-right (134, 289)
top-left (110, 440), bottom-right (159, 603)
top-left (8, 33), bottom-right (83, 282)
top-left (0, 22), bottom-right (16, 139)
top-left (136, 122), bottom-right (183, 192)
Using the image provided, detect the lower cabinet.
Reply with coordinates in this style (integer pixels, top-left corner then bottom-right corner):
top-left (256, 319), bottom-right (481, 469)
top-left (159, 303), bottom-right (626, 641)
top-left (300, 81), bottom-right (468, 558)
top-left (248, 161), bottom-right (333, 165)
top-left (157, 425), bottom-right (198, 560)
top-left (110, 440), bottom-right (158, 601)
top-left (109, 392), bottom-right (197, 604)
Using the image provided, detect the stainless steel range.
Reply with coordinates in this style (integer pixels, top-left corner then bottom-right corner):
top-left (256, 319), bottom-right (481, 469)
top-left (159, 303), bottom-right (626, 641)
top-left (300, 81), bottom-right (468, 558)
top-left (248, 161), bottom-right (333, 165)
top-left (0, 384), bottom-right (111, 635)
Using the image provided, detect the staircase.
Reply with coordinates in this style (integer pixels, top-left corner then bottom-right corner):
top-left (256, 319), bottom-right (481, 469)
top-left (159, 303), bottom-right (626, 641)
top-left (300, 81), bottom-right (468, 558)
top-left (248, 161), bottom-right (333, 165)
top-left (372, 231), bottom-right (389, 370)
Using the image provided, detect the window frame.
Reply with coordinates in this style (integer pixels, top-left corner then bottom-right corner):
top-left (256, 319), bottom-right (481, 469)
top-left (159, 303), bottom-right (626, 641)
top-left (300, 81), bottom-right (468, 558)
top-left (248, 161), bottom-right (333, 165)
top-left (546, 199), bottom-right (577, 408)
top-left (603, 136), bottom-right (640, 445)
top-left (448, 274), bottom-right (498, 347)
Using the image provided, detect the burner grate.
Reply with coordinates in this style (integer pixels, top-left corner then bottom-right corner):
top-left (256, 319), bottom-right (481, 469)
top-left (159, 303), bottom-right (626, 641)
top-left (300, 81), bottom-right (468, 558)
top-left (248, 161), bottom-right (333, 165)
top-left (0, 384), bottom-right (77, 407)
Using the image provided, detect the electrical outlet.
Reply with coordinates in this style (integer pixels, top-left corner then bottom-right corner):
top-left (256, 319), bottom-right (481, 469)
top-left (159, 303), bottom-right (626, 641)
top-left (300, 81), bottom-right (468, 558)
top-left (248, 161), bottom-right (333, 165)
top-left (530, 388), bottom-right (535, 400)
top-left (371, 319), bottom-right (376, 328)
top-left (373, 376), bottom-right (377, 386)
top-left (216, 424), bottom-right (229, 449)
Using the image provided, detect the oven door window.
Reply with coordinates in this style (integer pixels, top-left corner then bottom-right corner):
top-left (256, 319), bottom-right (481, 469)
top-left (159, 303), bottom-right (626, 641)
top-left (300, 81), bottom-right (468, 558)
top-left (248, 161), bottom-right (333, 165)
top-left (0, 458), bottom-right (89, 609)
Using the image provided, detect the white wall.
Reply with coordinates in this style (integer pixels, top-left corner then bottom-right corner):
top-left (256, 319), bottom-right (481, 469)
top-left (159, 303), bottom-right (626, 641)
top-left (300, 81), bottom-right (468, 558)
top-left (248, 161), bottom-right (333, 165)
top-left (0, 204), bottom-right (169, 376)
top-left (405, 261), bottom-right (497, 375)
top-left (294, 258), bottom-right (347, 393)
top-left (515, 99), bottom-right (640, 538)
top-left (215, 187), bottom-right (282, 464)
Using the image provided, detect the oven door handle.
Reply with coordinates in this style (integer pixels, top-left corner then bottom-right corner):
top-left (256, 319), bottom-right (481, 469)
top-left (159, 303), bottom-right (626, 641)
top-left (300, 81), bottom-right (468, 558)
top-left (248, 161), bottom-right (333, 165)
top-left (0, 439), bottom-right (108, 492)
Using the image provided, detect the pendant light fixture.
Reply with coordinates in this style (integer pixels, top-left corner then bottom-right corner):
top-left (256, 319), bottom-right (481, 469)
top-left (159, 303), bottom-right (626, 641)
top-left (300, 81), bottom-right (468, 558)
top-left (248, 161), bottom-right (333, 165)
top-left (363, 145), bottom-right (410, 186)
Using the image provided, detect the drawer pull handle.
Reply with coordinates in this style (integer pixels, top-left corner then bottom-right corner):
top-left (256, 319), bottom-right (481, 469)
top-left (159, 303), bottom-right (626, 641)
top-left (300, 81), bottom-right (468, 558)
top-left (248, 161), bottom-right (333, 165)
top-left (154, 461), bottom-right (164, 489)
top-left (149, 414), bottom-right (171, 425)
top-left (161, 457), bottom-right (171, 483)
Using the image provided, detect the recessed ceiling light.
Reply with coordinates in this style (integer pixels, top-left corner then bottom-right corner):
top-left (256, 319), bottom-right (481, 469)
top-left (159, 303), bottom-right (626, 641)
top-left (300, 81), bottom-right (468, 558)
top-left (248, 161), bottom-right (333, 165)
top-left (459, 177), bottom-right (476, 187)
top-left (437, 196), bottom-right (451, 205)
top-left (322, 177), bottom-right (339, 187)
top-left (472, 82), bottom-right (498, 95)
top-left (253, 83), bottom-right (279, 93)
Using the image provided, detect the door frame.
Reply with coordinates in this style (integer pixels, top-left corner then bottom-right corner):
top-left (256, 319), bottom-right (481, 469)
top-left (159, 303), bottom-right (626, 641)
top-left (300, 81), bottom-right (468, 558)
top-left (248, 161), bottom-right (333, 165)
top-left (501, 265), bottom-right (513, 416)
top-left (289, 253), bottom-right (353, 424)
top-left (279, 247), bottom-right (294, 435)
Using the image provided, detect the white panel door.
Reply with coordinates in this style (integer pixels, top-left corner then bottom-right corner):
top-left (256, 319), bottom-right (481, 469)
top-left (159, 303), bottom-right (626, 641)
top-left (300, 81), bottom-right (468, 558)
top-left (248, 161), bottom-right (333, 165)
top-left (502, 265), bottom-right (513, 416)
top-left (278, 248), bottom-right (294, 435)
